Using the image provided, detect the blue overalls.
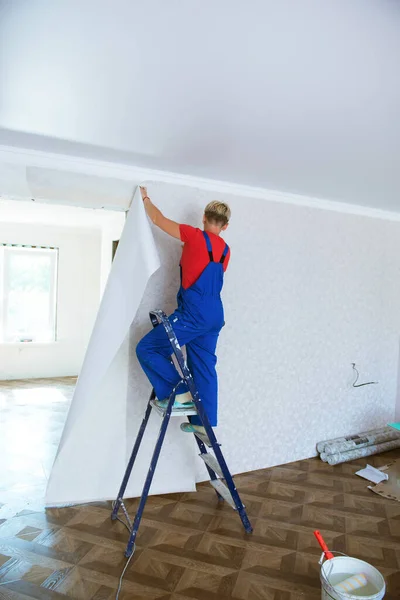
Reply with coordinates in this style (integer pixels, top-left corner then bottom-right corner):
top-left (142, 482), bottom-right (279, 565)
top-left (136, 232), bottom-right (229, 427)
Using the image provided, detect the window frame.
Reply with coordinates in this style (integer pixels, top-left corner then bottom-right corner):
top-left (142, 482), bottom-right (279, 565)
top-left (0, 244), bottom-right (59, 344)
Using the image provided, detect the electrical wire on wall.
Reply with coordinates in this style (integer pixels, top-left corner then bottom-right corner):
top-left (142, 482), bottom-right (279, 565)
top-left (351, 363), bottom-right (378, 388)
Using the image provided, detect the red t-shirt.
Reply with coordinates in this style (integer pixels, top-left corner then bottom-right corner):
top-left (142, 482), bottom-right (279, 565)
top-left (179, 225), bottom-right (231, 289)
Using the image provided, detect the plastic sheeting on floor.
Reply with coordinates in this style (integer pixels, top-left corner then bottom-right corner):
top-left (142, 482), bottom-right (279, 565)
top-left (46, 189), bottom-right (197, 506)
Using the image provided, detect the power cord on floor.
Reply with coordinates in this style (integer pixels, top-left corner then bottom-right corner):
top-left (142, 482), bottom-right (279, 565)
top-left (112, 501), bottom-right (135, 600)
top-left (114, 513), bottom-right (132, 534)
top-left (116, 552), bottom-right (135, 600)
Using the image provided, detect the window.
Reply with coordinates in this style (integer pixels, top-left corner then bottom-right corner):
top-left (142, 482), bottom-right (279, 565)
top-left (0, 245), bottom-right (58, 343)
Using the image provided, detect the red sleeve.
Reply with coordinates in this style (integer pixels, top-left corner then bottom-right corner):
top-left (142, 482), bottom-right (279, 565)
top-left (223, 248), bottom-right (231, 272)
top-left (179, 224), bottom-right (198, 243)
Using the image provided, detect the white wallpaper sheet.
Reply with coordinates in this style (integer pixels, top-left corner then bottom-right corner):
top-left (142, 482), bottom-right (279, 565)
top-left (46, 191), bottom-right (197, 506)
top-left (48, 181), bottom-right (400, 504)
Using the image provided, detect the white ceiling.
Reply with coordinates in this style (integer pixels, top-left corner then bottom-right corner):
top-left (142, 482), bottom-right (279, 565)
top-left (0, 0), bottom-right (399, 211)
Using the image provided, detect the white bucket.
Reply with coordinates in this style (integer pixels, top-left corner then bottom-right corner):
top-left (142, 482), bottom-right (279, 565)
top-left (320, 554), bottom-right (385, 600)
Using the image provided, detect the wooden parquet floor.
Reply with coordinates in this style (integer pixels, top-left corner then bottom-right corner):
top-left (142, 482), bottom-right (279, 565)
top-left (1, 454), bottom-right (400, 599)
top-left (0, 379), bottom-right (400, 598)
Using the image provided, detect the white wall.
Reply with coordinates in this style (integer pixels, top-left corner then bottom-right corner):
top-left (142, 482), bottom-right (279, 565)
top-left (130, 182), bottom-right (400, 472)
top-left (0, 222), bottom-right (101, 379)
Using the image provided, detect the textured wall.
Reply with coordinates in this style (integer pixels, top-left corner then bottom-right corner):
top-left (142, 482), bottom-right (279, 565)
top-left (128, 182), bottom-right (400, 476)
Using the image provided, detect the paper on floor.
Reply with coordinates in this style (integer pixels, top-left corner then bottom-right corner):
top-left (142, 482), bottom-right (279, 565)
top-left (46, 188), bottom-right (197, 506)
top-left (368, 460), bottom-right (400, 502)
top-left (355, 464), bottom-right (389, 484)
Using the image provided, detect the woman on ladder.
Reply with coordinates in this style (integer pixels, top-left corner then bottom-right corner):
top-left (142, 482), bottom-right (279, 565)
top-left (136, 186), bottom-right (231, 436)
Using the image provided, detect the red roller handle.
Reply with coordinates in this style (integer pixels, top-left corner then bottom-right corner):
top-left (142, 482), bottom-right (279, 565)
top-left (314, 530), bottom-right (334, 560)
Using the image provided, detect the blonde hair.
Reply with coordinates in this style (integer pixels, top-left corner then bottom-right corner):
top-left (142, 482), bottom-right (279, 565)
top-left (204, 201), bottom-right (231, 227)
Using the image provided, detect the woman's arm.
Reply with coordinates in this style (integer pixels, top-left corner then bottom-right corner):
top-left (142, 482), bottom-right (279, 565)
top-left (140, 186), bottom-right (181, 239)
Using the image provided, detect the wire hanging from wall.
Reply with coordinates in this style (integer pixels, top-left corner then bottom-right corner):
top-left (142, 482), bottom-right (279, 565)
top-left (351, 363), bottom-right (378, 388)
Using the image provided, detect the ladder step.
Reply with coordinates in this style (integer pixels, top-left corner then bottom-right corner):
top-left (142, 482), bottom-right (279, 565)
top-left (150, 399), bottom-right (197, 418)
top-left (210, 479), bottom-right (236, 509)
top-left (193, 429), bottom-right (212, 447)
top-left (200, 453), bottom-right (224, 478)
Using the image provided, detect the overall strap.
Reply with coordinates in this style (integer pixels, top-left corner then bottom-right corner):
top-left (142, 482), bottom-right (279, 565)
top-left (220, 243), bottom-right (229, 264)
top-left (202, 231), bottom-right (214, 262)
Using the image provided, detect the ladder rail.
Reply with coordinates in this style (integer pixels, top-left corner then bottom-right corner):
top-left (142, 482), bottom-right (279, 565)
top-left (151, 310), bottom-right (222, 500)
top-left (111, 392), bottom-right (154, 521)
top-left (125, 384), bottom-right (179, 557)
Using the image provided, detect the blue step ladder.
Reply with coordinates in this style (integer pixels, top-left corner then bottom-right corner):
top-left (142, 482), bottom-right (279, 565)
top-left (111, 309), bottom-right (253, 557)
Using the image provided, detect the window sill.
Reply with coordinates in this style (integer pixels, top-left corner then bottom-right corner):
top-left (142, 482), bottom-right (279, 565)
top-left (0, 341), bottom-right (59, 346)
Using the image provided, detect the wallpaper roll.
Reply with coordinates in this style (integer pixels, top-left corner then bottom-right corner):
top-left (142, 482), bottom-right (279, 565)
top-left (317, 427), bottom-right (388, 454)
top-left (322, 427), bottom-right (400, 457)
top-left (46, 189), bottom-right (197, 506)
top-left (323, 438), bottom-right (400, 466)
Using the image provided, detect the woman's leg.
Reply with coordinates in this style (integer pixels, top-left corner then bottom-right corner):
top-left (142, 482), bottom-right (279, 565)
top-left (185, 331), bottom-right (220, 427)
top-left (136, 312), bottom-right (200, 401)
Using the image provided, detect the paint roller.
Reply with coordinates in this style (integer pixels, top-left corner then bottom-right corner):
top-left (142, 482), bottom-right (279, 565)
top-left (335, 573), bottom-right (368, 593)
top-left (314, 531), bottom-right (368, 593)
